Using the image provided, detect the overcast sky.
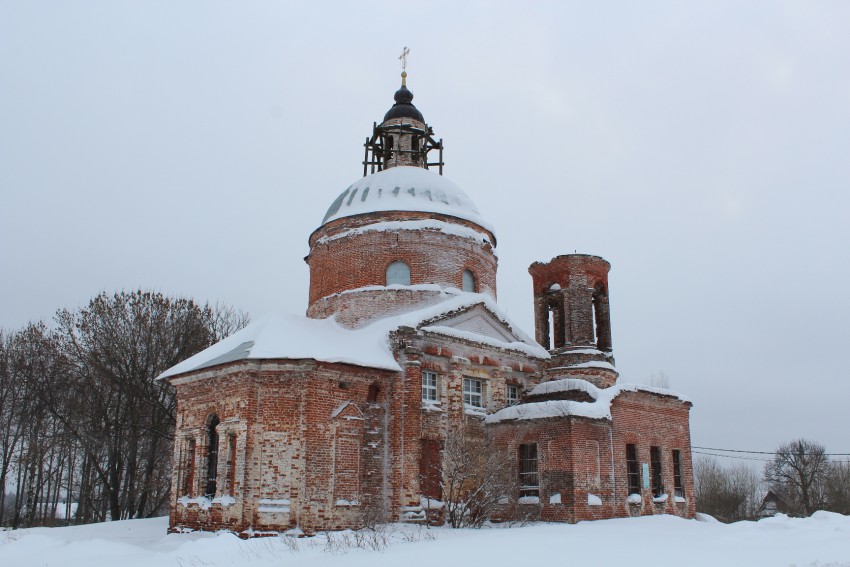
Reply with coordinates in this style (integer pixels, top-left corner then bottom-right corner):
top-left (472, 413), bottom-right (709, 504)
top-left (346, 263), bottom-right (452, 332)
top-left (2, 1), bottom-right (848, 461)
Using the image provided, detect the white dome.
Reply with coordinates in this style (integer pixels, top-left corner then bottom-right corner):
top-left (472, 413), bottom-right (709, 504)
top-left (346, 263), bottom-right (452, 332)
top-left (322, 166), bottom-right (493, 233)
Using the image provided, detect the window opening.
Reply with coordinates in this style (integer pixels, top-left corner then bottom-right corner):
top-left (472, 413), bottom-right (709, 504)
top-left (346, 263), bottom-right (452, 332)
top-left (518, 443), bottom-right (539, 498)
top-left (547, 308), bottom-right (555, 350)
top-left (422, 371), bottom-right (438, 402)
top-left (507, 384), bottom-right (519, 406)
top-left (590, 297), bottom-right (598, 343)
top-left (386, 260), bottom-right (411, 286)
top-left (462, 377), bottom-right (483, 408)
top-left (626, 443), bottom-right (640, 495)
top-left (672, 449), bottom-right (684, 498)
top-left (206, 416), bottom-right (220, 497)
top-left (462, 269), bottom-right (477, 292)
top-left (650, 446), bottom-right (664, 498)
top-left (367, 383), bottom-right (380, 404)
top-left (593, 286), bottom-right (611, 351)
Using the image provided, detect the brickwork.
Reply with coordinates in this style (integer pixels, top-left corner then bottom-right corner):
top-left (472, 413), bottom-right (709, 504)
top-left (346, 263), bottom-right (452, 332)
top-left (168, 361), bottom-right (398, 534)
top-left (307, 211), bottom-right (497, 313)
top-left (487, 390), bottom-right (694, 523)
top-left (308, 288), bottom-right (449, 328)
top-left (166, 83), bottom-right (697, 535)
top-left (610, 391), bottom-right (696, 519)
top-left (381, 117), bottom-right (427, 168)
top-left (167, 313), bottom-right (694, 532)
top-left (529, 254), bottom-right (612, 352)
top-left (528, 254), bottom-right (618, 388)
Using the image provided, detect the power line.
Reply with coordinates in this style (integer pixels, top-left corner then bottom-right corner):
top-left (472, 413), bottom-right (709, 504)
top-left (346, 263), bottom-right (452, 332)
top-left (693, 445), bottom-right (850, 457)
top-left (693, 451), bottom-right (850, 465)
top-left (693, 450), bottom-right (772, 462)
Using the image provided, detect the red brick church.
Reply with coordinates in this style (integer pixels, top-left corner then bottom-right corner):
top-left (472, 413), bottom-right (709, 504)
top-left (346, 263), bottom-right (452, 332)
top-left (159, 71), bottom-right (695, 535)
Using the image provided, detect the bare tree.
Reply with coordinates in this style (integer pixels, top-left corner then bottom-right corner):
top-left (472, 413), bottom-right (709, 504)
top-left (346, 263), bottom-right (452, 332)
top-left (52, 290), bottom-right (249, 521)
top-left (0, 323), bottom-right (73, 528)
top-left (764, 439), bottom-right (829, 517)
top-left (439, 426), bottom-right (515, 528)
top-left (645, 370), bottom-right (671, 389)
top-left (824, 462), bottom-right (850, 515)
top-left (694, 456), bottom-right (763, 522)
top-left (0, 292), bottom-right (248, 528)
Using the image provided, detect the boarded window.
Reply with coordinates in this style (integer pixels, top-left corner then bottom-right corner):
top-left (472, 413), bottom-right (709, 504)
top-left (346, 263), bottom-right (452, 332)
top-left (462, 269), bottom-right (477, 292)
top-left (419, 439), bottom-right (443, 500)
top-left (650, 446), bottom-right (664, 498)
top-left (386, 261), bottom-right (411, 286)
top-left (586, 440), bottom-right (600, 489)
top-left (672, 449), bottom-right (684, 498)
top-left (626, 443), bottom-right (640, 495)
top-left (333, 421), bottom-right (363, 504)
top-left (367, 383), bottom-right (379, 404)
top-left (519, 443), bottom-right (539, 497)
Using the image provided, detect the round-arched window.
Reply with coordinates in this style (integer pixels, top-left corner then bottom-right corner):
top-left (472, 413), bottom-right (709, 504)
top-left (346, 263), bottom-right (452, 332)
top-left (462, 269), bottom-right (477, 292)
top-left (386, 261), bottom-right (411, 286)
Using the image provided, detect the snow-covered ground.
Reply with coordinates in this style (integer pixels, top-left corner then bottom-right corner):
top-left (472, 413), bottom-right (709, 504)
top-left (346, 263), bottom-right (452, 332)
top-left (1, 513), bottom-right (848, 567)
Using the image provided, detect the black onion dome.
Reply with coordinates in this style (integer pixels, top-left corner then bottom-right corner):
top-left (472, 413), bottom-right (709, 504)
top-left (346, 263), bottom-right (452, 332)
top-left (382, 83), bottom-right (425, 122)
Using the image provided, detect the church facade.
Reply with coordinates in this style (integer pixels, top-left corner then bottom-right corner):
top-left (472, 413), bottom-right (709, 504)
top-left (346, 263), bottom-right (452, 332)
top-left (160, 73), bottom-right (695, 535)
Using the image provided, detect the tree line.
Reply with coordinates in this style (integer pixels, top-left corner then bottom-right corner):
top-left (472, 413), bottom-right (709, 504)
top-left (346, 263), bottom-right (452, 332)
top-left (0, 290), bottom-right (247, 528)
top-left (695, 439), bottom-right (850, 522)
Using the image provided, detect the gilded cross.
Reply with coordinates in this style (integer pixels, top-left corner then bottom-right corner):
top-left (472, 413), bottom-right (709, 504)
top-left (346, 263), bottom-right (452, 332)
top-left (399, 47), bottom-right (410, 72)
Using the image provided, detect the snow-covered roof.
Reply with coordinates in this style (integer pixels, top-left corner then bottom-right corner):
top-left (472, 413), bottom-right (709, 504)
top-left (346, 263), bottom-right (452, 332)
top-left (486, 379), bottom-right (691, 424)
top-left (321, 166), bottom-right (494, 234)
top-left (315, 219), bottom-right (492, 246)
top-left (550, 360), bottom-right (618, 372)
top-left (157, 290), bottom-right (546, 380)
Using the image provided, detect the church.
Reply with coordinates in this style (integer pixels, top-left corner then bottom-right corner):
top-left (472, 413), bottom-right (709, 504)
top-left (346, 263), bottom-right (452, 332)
top-left (159, 69), bottom-right (696, 535)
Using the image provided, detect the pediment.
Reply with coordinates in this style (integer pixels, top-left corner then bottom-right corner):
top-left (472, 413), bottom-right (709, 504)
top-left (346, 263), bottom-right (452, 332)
top-left (419, 304), bottom-right (524, 345)
top-left (331, 401), bottom-right (364, 421)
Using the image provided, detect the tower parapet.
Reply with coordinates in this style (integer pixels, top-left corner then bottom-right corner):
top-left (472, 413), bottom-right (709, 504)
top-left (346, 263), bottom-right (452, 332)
top-left (529, 254), bottom-right (617, 388)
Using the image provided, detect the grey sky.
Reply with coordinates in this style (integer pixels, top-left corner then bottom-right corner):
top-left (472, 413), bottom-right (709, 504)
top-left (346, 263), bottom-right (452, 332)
top-left (2, 1), bottom-right (848, 460)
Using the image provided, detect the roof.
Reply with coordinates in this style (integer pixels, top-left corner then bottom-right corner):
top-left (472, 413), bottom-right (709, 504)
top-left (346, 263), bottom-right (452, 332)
top-left (486, 379), bottom-right (691, 424)
top-left (383, 84), bottom-right (424, 122)
top-left (157, 289), bottom-right (546, 380)
top-left (321, 166), bottom-right (494, 234)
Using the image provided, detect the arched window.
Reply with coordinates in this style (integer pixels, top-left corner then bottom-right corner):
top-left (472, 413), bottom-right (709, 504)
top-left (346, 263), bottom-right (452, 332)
top-left (462, 269), bottom-right (477, 292)
top-left (205, 415), bottom-right (220, 497)
top-left (386, 261), bottom-right (411, 286)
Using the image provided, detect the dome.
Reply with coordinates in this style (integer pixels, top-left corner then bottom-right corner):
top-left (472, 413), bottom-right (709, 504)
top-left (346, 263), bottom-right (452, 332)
top-left (383, 84), bottom-right (425, 122)
top-left (321, 166), bottom-right (493, 233)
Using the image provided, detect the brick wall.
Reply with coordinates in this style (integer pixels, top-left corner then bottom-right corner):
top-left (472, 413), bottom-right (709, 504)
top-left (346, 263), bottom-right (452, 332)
top-left (168, 330), bottom-right (694, 534)
top-left (168, 360), bottom-right (397, 535)
top-left (486, 390), bottom-right (694, 523)
top-left (307, 211), bottom-right (497, 311)
top-left (308, 288), bottom-right (449, 328)
top-left (610, 391), bottom-right (696, 519)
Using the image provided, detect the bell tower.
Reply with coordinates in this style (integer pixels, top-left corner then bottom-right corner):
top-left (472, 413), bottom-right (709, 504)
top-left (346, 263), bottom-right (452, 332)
top-left (528, 254), bottom-right (617, 388)
top-left (362, 49), bottom-right (444, 175)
